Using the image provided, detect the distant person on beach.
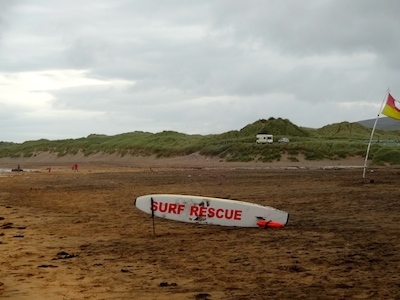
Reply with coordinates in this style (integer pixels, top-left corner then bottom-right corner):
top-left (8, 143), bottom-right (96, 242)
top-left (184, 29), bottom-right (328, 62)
top-left (72, 163), bottom-right (78, 172)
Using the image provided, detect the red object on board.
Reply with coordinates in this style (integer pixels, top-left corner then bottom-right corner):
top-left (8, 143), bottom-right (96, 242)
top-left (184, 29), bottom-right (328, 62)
top-left (257, 220), bottom-right (284, 229)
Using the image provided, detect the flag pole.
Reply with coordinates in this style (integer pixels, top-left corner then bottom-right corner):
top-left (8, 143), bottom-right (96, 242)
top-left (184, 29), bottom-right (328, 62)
top-left (362, 89), bottom-right (390, 178)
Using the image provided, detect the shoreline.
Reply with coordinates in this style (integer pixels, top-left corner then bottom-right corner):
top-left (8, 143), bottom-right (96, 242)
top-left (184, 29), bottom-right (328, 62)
top-left (0, 152), bottom-right (369, 171)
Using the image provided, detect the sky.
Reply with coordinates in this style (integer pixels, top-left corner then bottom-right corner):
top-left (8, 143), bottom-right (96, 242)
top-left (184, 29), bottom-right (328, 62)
top-left (1, 0), bottom-right (400, 143)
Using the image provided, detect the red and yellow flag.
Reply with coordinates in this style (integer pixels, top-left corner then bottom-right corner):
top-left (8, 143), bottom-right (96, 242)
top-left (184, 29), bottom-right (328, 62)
top-left (381, 93), bottom-right (400, 120)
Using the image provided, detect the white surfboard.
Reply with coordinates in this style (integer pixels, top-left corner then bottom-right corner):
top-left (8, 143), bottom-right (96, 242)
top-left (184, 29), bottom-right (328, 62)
top-left (135, 194), bottom-right (289, 228)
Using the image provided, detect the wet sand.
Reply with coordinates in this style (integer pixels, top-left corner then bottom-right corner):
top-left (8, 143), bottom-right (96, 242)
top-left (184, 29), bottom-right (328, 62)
top-left (1, 156), bottom-right (400, 299)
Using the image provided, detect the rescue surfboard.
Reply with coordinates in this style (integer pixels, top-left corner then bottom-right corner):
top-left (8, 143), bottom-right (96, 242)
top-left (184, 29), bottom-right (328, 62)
top-left (134, 194), bottom-right (289, 228)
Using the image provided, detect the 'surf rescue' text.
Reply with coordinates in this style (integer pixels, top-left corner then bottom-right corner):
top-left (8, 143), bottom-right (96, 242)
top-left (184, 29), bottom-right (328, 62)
top-left (151, 201), bottom-right (242, 220)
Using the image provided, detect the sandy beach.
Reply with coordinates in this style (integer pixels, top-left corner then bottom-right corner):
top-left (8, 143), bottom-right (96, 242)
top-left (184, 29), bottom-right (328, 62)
top-left (1, 154), bottom-right (400, 299)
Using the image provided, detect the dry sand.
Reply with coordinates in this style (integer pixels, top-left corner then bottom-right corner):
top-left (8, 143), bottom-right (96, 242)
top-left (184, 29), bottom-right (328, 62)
top-left (1, 154), bottom-right (400, 299)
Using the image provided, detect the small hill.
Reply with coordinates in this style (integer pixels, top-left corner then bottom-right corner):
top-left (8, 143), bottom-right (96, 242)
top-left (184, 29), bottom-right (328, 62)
top-left (238, 117), bottom-right (311, 137)
top-left (316, 122), bottom-right (372, 139)
top-left (318, 121), bottom-right (400, 140)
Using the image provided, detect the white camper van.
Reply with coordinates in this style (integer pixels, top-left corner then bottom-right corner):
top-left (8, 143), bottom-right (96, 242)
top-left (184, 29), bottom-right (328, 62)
top-left (256, 133), bottom-right (273, 144)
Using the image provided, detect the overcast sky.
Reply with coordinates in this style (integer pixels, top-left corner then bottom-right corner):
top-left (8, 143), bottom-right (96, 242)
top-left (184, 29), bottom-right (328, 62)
top-left (1, 0), bottom-right (400, 143)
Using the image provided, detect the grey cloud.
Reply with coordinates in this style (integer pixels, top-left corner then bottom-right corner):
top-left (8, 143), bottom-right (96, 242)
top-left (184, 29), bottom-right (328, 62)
top-left (1, 0), bottom-right (399, 142)
top-left (210, 0), bottom-right (400, 83)
top-left (0, 1), bottom-right (17, 39)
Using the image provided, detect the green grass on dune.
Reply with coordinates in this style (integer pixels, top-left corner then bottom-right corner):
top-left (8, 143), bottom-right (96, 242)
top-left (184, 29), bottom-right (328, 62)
top-left (1, 117), bottom-right (400, 165)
